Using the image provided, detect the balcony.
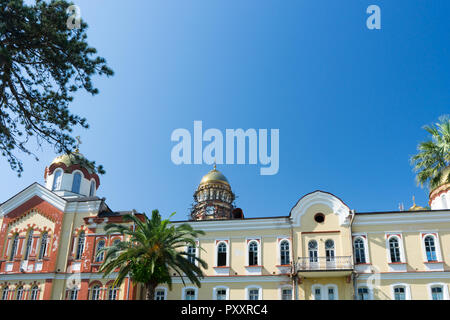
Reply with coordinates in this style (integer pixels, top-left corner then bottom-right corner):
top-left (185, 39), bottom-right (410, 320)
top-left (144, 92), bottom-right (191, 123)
top-left (296, 256), bottom-right (353, 278)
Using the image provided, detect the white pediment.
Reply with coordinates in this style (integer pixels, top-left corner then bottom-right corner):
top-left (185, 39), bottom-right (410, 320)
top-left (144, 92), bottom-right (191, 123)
top-left (289, 190), bottom-right (352, 227)
top-left (0, 183), bottom-right (67, 217)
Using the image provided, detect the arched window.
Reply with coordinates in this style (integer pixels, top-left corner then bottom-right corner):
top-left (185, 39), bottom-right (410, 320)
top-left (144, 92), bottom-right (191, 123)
top-left (389, 237), bottom-right (401, 263)
top-left (308, 240), bottom-right (318, 263)
top-left (91, 285), bottom-right (101, 300)
top-left (24, 231), bottom-right (33, 260)
top-left (313, 286), bottom-right (321, 300)
top-left (354, 238), bottom-right (366, 264)
top-left (1, 287), bottom-right (9, 300)
top-left (30, 286), bottom-right (39, 300)
top-left (424, 235), bottom-right (437, 262)
top-left (187, 245), bottom-right (196, 265)
top-left (38, 233), bottom-right (48, 260)
top-left (10, 234), bottom-right (19, 261)
top-left (108, 285), bottom-right (118, 300)
top-left (71, 172), bottom-right (82, 194)
top-left (325, 240), bottom-right (335, 262)
top-left (16, 286), bottom-right (24, 300)
top-left (52, 169), bottom-right (63, 191)
top-left (217, 242), bottom-right (227, 267)
top-left (76, 232), bottom-right (85, 260)
top-left (248, 241), bottom-right (259, 266)
top-left (95, 240), bottom-right (105, 262)
top-left (89, 180), bottom-right (96, 197)
top-left (280, 240), bottom-right (290, 265)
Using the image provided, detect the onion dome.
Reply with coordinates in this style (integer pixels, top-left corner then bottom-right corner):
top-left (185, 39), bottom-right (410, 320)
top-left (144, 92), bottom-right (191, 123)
top-left (44, 141), bottom-right (100, 198)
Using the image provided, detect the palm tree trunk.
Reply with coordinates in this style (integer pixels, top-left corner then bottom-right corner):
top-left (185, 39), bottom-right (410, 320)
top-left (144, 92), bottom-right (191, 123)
top-left (145, 282), bottom-right (157, 300)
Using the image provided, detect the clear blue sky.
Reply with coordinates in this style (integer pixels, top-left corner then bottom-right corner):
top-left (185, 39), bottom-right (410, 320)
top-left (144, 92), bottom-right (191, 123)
top-left (1, 0), bottom-right (449, 220)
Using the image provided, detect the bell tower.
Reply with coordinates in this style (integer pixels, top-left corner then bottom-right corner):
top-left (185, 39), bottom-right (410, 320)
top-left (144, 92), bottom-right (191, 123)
top-left (191, 165), bottom-right (235, 220)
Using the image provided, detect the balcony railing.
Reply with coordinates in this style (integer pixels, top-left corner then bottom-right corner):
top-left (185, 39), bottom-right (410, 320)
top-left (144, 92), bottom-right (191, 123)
top-left (296, 256), bottom-right (353, 271)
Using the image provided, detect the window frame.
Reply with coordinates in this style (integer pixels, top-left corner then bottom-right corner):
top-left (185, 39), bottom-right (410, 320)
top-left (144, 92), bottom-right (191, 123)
top-left (421, 233), bottom-right (442, 263)
top-left (215, 241), bottom-right (229, 267)
top-left (279, 239), bottom-right (291, 266)
top-left (246, 286), bottom-right (262, 301)
top-left (428, 283), bottom-right (449, 300)
top-left (182, 287), bottom-right (198, 300)
top-left (71, 171), bottom-right (83, 194)
top-left (386, 234), bottom-right (405, 264)
top-left (213, 286), bottom-right (229, 300)
top-left (390, 283), bottom-right (411, 300)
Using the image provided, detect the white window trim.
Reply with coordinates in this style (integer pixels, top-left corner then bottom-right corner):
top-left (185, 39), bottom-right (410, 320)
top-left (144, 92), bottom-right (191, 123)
top-left (182, 287), bottom-right (198, 300)
top-left (420, 232), bottom-right (443, 262)
top-left (212, 286), bottom-right (229, 300)
top-left (246, 238), bottom-right (261, 266)
top-left (155, 287), bottom-right (168, 300)
top-left (89, 179), bottom-right (96, 197)
top-left (278, 284), bottom-right (293, 300)
top-left (311, 284), bottom-right (338, 300)
top-left (428, 283), bottom-right (449, 300)
top-left (245, 285), bottom-right (262, 300)
top-left (390, 283), bottom-right (411, 300)
top-left (215, 240), bottom-right (229, 267)
top-left (277, 237), bottom-right (291, 266)
top-left (385, 233), bottom-right (406, 264)
top-left (353, 234), bottom-right (370, 264)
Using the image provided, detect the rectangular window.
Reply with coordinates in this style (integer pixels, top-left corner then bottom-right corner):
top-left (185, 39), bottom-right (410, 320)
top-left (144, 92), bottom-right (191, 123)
top-left (314, 288), bottom-right (321, 300)
top-left (185, 290), bottom-right (196, 300)
top-left (328, 288), bottom-right (335, 300)
top-left (281, 289), bottom-right (292, 300)
top-left (431, 287), bottom-right (443, 300)
top-left (155, 290), bottom-right (165, 300)
top-left (357, 288), bottom-right (369, 300)
top-left (249, 289), bottom-right (259, 300)
top-left (394, 287), bottom-right (406, 300)
top-left (216, 289), bottom-right (227, 300)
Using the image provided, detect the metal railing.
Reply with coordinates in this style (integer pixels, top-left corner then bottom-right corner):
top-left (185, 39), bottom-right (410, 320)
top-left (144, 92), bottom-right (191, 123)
top-left (296, 256), bottom-right (353, 271)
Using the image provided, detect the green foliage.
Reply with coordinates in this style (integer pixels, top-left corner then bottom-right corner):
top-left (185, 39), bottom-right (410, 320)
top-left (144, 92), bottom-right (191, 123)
top-left (0, 0), bottom-right (113, 176)
top-left (98, 210), bottom-right (208, 300)
top-left (411, 115), bottom-right (450, 190)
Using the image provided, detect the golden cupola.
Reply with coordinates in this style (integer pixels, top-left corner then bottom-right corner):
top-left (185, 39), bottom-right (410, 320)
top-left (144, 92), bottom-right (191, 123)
top-left (191, 165), bottom-right (236, 220)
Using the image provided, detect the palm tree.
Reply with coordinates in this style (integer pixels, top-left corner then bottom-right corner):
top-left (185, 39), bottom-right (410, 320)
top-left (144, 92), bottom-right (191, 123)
top-left (411, 115), bottom-right (450, 190)
top-left (98, 210), bottom-right (207, 300)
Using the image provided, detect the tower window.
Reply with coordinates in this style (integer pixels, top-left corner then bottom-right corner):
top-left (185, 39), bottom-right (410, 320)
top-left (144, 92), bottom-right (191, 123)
top-left (72, 172), bottom-right (82, 194)
top-left (52, 169), bottom-right (63, 191)
top-left (89, 180), bottom-right (96, 197)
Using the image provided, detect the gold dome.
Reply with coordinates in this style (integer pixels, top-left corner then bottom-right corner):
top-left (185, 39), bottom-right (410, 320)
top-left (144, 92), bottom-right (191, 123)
top-left (51, 151), bottom-right (95, 174)
top-left (199, 166), bottom-right (229, 186)
top-left (409, 196), bottom-right (426, 211)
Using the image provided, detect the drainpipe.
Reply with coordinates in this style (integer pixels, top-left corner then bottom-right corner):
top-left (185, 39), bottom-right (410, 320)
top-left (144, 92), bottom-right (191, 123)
top-left (289, 218), bottom-right (298, 300)
top-left (349, 209), bottom-right (356, 300)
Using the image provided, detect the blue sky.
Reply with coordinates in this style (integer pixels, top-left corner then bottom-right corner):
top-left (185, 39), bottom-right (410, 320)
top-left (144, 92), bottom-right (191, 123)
top-left (1, 0), bottom-right (449, 220)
